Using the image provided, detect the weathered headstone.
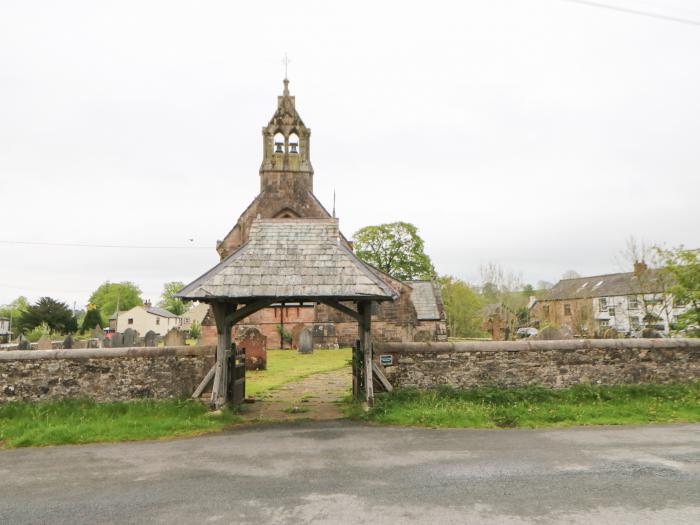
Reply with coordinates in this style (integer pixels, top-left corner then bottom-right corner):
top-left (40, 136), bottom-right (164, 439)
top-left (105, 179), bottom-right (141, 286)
top-left (163, 328), bottom-right (186, 347)
top-left (534, 326), bottom-right (573, 341)
top-left (75, 339), bottom-right (88, 349)
top-left (110, 332), bottom-right (124, 348)
top-left (17, 335), bottom-right (29, 350)
top-left (298, 328), bottom-right (313, 354)
top-left (37, 336), bottom-right (52, 350)
top-left (144, 330), bottom-right (157, 347)
top-left (237, 327), bottom-right (267, 370)
top-left (122, 328), bottom-right (139, 347)
top-left (62, 334), bottom-right (74, 349)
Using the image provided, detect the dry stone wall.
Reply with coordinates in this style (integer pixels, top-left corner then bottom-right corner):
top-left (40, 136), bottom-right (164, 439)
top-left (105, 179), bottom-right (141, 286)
top-left (375, 339), bottom-right (700, 390)
top-left (0, 346), bottom-right (215, 403)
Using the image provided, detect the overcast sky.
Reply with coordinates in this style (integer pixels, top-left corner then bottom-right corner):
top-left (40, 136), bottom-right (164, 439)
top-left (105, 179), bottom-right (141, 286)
top-left (1, 0), bottom-right (699, 307)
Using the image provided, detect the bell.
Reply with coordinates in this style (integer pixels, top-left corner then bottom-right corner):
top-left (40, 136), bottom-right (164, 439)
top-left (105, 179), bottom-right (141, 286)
top-left (289, 142), bottom-right (298, 154)
top-left (275, 142), bottom-right (284, 153)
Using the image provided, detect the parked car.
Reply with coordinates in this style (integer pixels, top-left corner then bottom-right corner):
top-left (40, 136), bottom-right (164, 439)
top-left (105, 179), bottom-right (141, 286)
top-left (516, 327), bottom-right (538, 339)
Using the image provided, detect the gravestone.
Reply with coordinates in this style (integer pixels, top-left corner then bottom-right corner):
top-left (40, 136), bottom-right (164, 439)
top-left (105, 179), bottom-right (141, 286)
top-left (122, 328), bottom-right (139, 347)
top-left (163, 328), bottom-right (186, 347)
top-left (62, 334), bottom-right (74, 349)
top-left (37, 336), bottom-right (52, 350)
top-left (17, 335), bottom-right (29, 350)
top-left (298, 328), bottom-right (313, 354)
top-left (110, 332), bottom-right (124, 348)
top-left (237, 327), bottom-right (267, 370)
top-left (534, 326), bottom-right (573, 341)
top-left (144, 330), bottom-right (157, 347)
top-left (75, 339), bottom-right (88, 349)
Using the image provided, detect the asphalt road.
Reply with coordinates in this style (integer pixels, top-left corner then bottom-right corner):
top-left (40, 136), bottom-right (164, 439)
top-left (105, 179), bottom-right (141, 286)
top-left (1, 422), bottom-right (699, 524)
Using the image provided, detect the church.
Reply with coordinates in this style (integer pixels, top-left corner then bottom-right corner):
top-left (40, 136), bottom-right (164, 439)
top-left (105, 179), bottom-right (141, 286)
top-left (201, 79), bottom-right (447, 349)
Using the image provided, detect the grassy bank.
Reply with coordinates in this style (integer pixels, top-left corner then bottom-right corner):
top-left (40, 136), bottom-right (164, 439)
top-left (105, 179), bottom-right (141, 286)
top-left (246, 348), bottom-right (351, 396)
top-left (0, 399), bottom-right (242, 448)
top-left (347, 382), bottom-right (700, 429)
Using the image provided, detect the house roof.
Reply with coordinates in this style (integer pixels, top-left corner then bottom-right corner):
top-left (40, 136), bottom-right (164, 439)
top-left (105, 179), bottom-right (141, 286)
top-left (544, 270), bottom-right (668, 301)
top-left (407, 281), bottom-right (442, 320)
top-left (146, 306), bottom-right (179, 318)
top-left (177, 218), bottom-right (400, 303)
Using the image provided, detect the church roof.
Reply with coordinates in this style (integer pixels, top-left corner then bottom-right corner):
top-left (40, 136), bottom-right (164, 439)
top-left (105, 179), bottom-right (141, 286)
top-left (407, 281), bottom-right (443, 320)
top-left (178, 219), bottom-right (400, 303)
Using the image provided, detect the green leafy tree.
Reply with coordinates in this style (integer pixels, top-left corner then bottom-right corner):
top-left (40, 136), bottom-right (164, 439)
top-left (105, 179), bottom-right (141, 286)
top-left (81, 303), bottom-right (103, 332)
top-left (0, 296), bottom-right (29, 338)
top-left (189, 320), bottom-right (202, 340)
top-left (158, 281), bottom-right (189, 315)
top-left (438, 276), bottom-right (484, 338)
top-left (353, 222), bottom-right (435, 280)
top-left (89, 282), bottom-right (143, 324)
top-left (17, 297), bottom-right (78, 334)
top-left (656, 245), bottom-right (700, 334)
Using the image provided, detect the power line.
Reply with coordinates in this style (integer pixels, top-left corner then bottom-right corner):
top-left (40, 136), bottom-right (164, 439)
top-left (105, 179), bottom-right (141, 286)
top-left (0, 240), bottom-right (211, 250)
top-left (561, 0), bottom-right (700, 26)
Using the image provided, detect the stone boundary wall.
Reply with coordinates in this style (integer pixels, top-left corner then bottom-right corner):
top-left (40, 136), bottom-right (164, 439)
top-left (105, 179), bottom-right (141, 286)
top-left (374, 339), bottom-right (700, 389)
top-left (0, 346), bottom-right (215, 402)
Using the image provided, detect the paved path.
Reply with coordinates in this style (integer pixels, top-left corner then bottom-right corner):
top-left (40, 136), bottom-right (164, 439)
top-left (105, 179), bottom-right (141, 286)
top-left (240, 367), bottom-right (351, 422)
top-left (1, 422), bottom-right (699, 524)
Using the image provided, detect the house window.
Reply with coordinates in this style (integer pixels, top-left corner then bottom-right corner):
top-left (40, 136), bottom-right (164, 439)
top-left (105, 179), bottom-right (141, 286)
top-left (598, 319), bottom-right (609, 328)
top-left (628, 296), bottom-right (639, 310)
top-left (128, 318), bottom-right (133, 325)
top-left (608, 307), bottom-right (616, 317)
top-left (156, 318), bottom-right (160, 325)
top-left (598, 298), bottom-right (607, 312)
top-left (564, 304), bottom-right (572, 316)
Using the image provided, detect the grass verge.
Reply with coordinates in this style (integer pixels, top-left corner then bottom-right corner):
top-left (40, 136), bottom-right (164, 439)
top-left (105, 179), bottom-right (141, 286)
top-left (0, 399), bottom-right (242, 448)
top-left (246, 348), bottom-right (351, 397)
top-left (345, 382), bottom-right (700, 429)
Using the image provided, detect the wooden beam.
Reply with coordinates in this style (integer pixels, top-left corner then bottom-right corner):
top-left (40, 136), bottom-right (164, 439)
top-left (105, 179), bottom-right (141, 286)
top-left (372, 362), bottom-right (393, 392)
top-left (318, 299), bottom-right (361, 322)
top-left (358, 301), bottom-right (374, 406)
top-left (226, 298), bottom-right (278, 325)
top-left (211, 302), bottom-right (236, 409)
top-left (191, 364), bottom-right (216, 399)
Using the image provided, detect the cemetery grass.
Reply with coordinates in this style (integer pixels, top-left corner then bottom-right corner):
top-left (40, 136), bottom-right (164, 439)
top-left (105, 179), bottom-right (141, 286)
top-left (246, 348), bottom-right (352, 397)
top-left (0, 399), bottom-right (242, 448)
top-left (346, 382), bottom-right (700, 429)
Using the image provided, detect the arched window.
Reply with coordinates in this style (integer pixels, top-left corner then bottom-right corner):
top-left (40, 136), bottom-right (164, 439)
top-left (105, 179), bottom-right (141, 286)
top-left (273, 132), bottom-right (285, 154)
top-left (288, 132), bottom-right (299, 154)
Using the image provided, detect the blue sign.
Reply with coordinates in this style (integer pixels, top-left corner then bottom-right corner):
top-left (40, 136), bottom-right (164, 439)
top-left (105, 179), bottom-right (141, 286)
top-left (379, 354), bottom-right (393, 366)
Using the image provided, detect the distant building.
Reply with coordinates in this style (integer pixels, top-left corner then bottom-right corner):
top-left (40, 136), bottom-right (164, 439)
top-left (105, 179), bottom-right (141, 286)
top-left (181, 302), bottom-right (209, 331)
top-left (114, 300), bottom-right (183, 336)
top-left (530, 263), bottom-right (690, 336)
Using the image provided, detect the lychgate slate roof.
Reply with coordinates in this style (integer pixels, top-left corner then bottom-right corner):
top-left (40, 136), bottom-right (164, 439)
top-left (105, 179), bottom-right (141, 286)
top-left (177, 219), bottom-right (399, 302)
top-left (407, 281), bottom-right (443, 320)
top-left (544, 270), bottom-right (669, 301)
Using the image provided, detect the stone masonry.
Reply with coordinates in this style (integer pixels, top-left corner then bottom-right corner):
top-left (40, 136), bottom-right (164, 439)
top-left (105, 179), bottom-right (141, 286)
top-left (0, 346), bottom-right (215, 403)
top-left (376, 339), bottom-right (700, 389)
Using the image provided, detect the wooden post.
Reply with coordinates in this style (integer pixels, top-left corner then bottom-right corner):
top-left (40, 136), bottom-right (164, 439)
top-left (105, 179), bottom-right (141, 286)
top-left (211, 302), bottom-right (235, 409)
top-left (358, 301), bottom-right (374, 406)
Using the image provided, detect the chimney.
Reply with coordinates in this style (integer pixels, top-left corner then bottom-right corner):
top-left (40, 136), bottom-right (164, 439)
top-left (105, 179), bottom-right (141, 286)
top-left (633, 261), bottom-right (648, 276)
top-left (144, 299), bottom-right (152, 309)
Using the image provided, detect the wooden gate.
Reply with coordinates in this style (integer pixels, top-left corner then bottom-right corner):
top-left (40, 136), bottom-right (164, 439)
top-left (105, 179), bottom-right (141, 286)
top-left (227, 344), bottom-right (246, 406)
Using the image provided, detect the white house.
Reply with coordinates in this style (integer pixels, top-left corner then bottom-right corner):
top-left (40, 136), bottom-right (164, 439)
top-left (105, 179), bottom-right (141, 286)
top-left (0, 316), bottom-right (10, 341)
top-left (531, 264), bottom-right (691, 336)
top-left (114, 301), bottom-right (183, 336)
top-left (181, 302), bottom-right (209, 331)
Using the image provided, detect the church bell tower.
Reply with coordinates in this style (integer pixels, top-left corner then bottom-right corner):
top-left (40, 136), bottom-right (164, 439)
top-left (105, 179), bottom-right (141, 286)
top-left (259, 78), bottom-right (313, 193)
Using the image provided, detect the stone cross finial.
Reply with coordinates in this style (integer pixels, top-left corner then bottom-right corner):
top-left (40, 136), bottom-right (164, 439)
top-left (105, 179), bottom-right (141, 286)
top-left (282, 53), bottom-right (291, 80)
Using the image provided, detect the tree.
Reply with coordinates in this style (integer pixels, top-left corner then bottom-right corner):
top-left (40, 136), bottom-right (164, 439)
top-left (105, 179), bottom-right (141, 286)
top-left (656, 245), bottom-right (700, 334)
top-left (353, 222), bottom-right (435, 281)
top-left (0, 296), bottom-right (29, 338)
top-left (17, 297), bottom-right (78, 334)
top-left (561, 270), bottom-right (580, 280)
top-left (89, 282), bottom-right (143, 324)
top-left (81, 303), bottom-right (103, 332)
top-left (158, 281), bottom-right (189, 315)
top-left (438, 276), bottom-right (484, 337)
